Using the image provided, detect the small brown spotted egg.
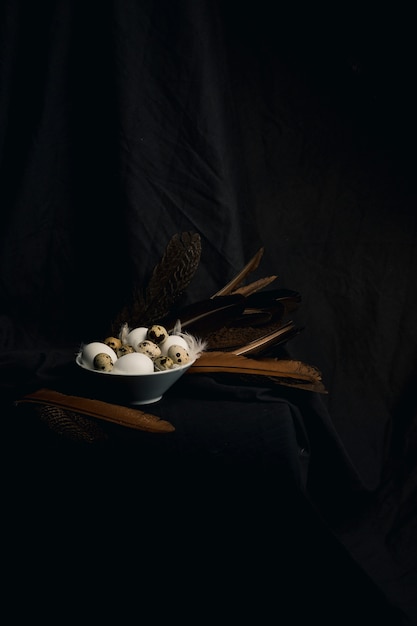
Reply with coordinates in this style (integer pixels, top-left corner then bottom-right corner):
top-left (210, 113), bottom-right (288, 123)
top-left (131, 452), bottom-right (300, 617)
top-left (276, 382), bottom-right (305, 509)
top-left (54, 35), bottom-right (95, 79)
top-left (104, 336), bottom-right (122, 352)
top-left (167, 344), bottom-right (190, 365)
top-left (153, 355), bottom-right (174, 371)
top-left (136, 340), bottom-right (161, 359)
top-left (93, 352), bottom-right (114, 372)
top-left (117, 344), bottom-right (135, 357)
top-left (147, 324), bottom-right (169, 345)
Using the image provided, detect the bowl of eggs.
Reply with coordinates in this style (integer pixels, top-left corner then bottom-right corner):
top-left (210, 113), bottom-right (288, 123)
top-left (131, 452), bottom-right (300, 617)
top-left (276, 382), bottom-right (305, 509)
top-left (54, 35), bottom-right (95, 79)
top-left (75, 323), bottom-right (205, 405)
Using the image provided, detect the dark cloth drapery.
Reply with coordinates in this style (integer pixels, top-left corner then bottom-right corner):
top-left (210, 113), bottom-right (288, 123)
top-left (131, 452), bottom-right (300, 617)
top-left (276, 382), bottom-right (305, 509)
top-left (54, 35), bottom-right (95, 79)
top-left (1, 2), bottom-right (416, 623)
top-left (1, 1), bottom-right (417, 485)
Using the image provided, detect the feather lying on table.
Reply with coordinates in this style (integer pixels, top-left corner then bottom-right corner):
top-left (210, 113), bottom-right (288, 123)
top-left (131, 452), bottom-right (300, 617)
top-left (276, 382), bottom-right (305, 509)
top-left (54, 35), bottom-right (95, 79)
top-left (110, 231), bottom-right (202, 335)
top-left (187, 351), bottom-right (326, 393)
top-left (34, 404), bottom-right (108, 443)
top-left (16, 388), bottom-right (176, 433)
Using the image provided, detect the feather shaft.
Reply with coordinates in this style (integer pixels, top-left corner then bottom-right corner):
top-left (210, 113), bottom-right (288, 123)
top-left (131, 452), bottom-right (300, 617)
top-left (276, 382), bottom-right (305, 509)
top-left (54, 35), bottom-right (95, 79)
top-left (212, 247), bottom-right (264, 297)
top-left (231, 275), bottom-right (278, 296)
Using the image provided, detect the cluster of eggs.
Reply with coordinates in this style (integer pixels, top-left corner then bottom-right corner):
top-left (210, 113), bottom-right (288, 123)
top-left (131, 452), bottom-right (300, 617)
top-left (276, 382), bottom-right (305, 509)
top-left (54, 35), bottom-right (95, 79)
top-left (78, 324), bottom-right (192, 375)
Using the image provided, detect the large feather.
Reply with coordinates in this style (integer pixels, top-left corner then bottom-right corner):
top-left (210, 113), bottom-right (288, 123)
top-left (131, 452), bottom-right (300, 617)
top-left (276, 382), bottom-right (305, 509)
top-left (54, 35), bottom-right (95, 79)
top-left (187, 351), bottom-right (326, 393)
top-left (203, 320), bottom-right (302, 353)
top-left (174, 287), bottom-right (301, 354)
top-left (110, 231), bottom-right (202, 334)
top-left (17, 388), bottom-right (175, 433)
top-left (144, 231), bottom-right (202, 320)
top-left (162, 287), bottom-right (302, 355)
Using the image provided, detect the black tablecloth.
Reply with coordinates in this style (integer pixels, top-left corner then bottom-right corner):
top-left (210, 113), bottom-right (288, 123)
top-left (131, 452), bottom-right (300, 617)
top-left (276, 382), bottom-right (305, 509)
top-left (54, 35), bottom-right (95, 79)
top-left (2, 350), bottom-right (407, 625)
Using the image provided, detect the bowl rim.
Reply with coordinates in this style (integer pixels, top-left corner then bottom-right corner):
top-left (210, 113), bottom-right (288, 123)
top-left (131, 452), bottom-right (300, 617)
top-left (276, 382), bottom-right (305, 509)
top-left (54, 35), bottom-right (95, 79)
top-left (75, 354), bottom-right (195, 377)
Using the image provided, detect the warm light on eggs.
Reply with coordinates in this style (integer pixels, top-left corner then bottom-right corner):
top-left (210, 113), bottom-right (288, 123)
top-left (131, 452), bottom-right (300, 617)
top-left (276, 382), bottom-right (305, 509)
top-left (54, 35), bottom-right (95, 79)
top-left (79, 341), bottom-right (118, 369)
top-left (77, 323), bottom-right (205, 380)
top-left (75, 323), bottom-right (206, 404)
top-left (112, 352), bottom-right (154, 375)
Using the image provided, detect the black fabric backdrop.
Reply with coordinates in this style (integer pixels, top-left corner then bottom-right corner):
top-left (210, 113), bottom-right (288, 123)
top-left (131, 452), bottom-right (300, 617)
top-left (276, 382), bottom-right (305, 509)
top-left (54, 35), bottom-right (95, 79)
top-left (1, 1), bottom-right (416, 623)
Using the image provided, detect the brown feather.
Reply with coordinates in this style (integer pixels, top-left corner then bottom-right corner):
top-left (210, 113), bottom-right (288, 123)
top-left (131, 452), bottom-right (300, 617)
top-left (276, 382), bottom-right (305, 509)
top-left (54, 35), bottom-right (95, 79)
top-left (231, 275), bottom-right (278, 296)
top-left (16, 388), bottom-right (176, 433)
top-left (110, 231), bottom-right (202, 334)
top-left (35, 404), bottom-right (108, 442)
top-left (231, 321), bottom-right (302, 356)
top-left (144, 231), bottom-right (202, 319)
top-left (212, 247), bottom-right (265, 297)
top-left (163, 294), bottom-right (246, 336)
top-left (188, 351), bottom-right (326, 393)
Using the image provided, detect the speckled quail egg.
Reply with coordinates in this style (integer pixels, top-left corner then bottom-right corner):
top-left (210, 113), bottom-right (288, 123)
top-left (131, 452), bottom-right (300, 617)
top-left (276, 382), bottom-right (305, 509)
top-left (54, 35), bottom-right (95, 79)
top-left (117, 344), bottom-right (135, 357)
top-left (147, 325), bottom-right (169, 345)
top-left (93, 352), bottom-right (114, 372)
top-left (136, 340), bottom-right (161, 359)
top-left (112, 352), bottom-right (154, 375)
top-left (160, 334), bottom-right (189, 356)
top-left (153, 355), bottom-right (174, 371)
top-left (125, 327), bottom-right (148, 348)
top-left (79, 342), bottom-right (118, 370)
top-left (104, 336), bottom-right (122, 352)
top-left (167, 344), bottom-right (190, 365)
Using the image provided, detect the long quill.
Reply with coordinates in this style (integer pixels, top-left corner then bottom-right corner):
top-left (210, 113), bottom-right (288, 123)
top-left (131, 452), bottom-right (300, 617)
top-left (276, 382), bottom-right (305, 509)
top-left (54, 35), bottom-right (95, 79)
top-left (232, 275), bottom-right (278, 297)
top-left (188, 351), bottom-right (326, 393)
top-left (212, 247), bottom-right (265, 297)
top-left (16, 388), bottom-right (176, 433)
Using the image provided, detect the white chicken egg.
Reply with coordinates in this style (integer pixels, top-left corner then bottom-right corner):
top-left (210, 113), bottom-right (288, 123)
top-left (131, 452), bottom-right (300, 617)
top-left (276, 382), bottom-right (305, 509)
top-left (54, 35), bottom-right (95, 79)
top-left (125, 327), bottom-right (149, 349)
top-left (80, 342), bottom-right (118, 370)
top-left (112, 352), bottom-right (154, 375)
top-left (160, 334), bottom-right (189, 356)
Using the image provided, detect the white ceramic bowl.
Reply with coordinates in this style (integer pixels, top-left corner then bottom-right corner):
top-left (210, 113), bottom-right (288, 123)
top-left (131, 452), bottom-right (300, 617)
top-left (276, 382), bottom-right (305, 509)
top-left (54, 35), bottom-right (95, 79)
top-left (75, 354), bottom-right (195, 405)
